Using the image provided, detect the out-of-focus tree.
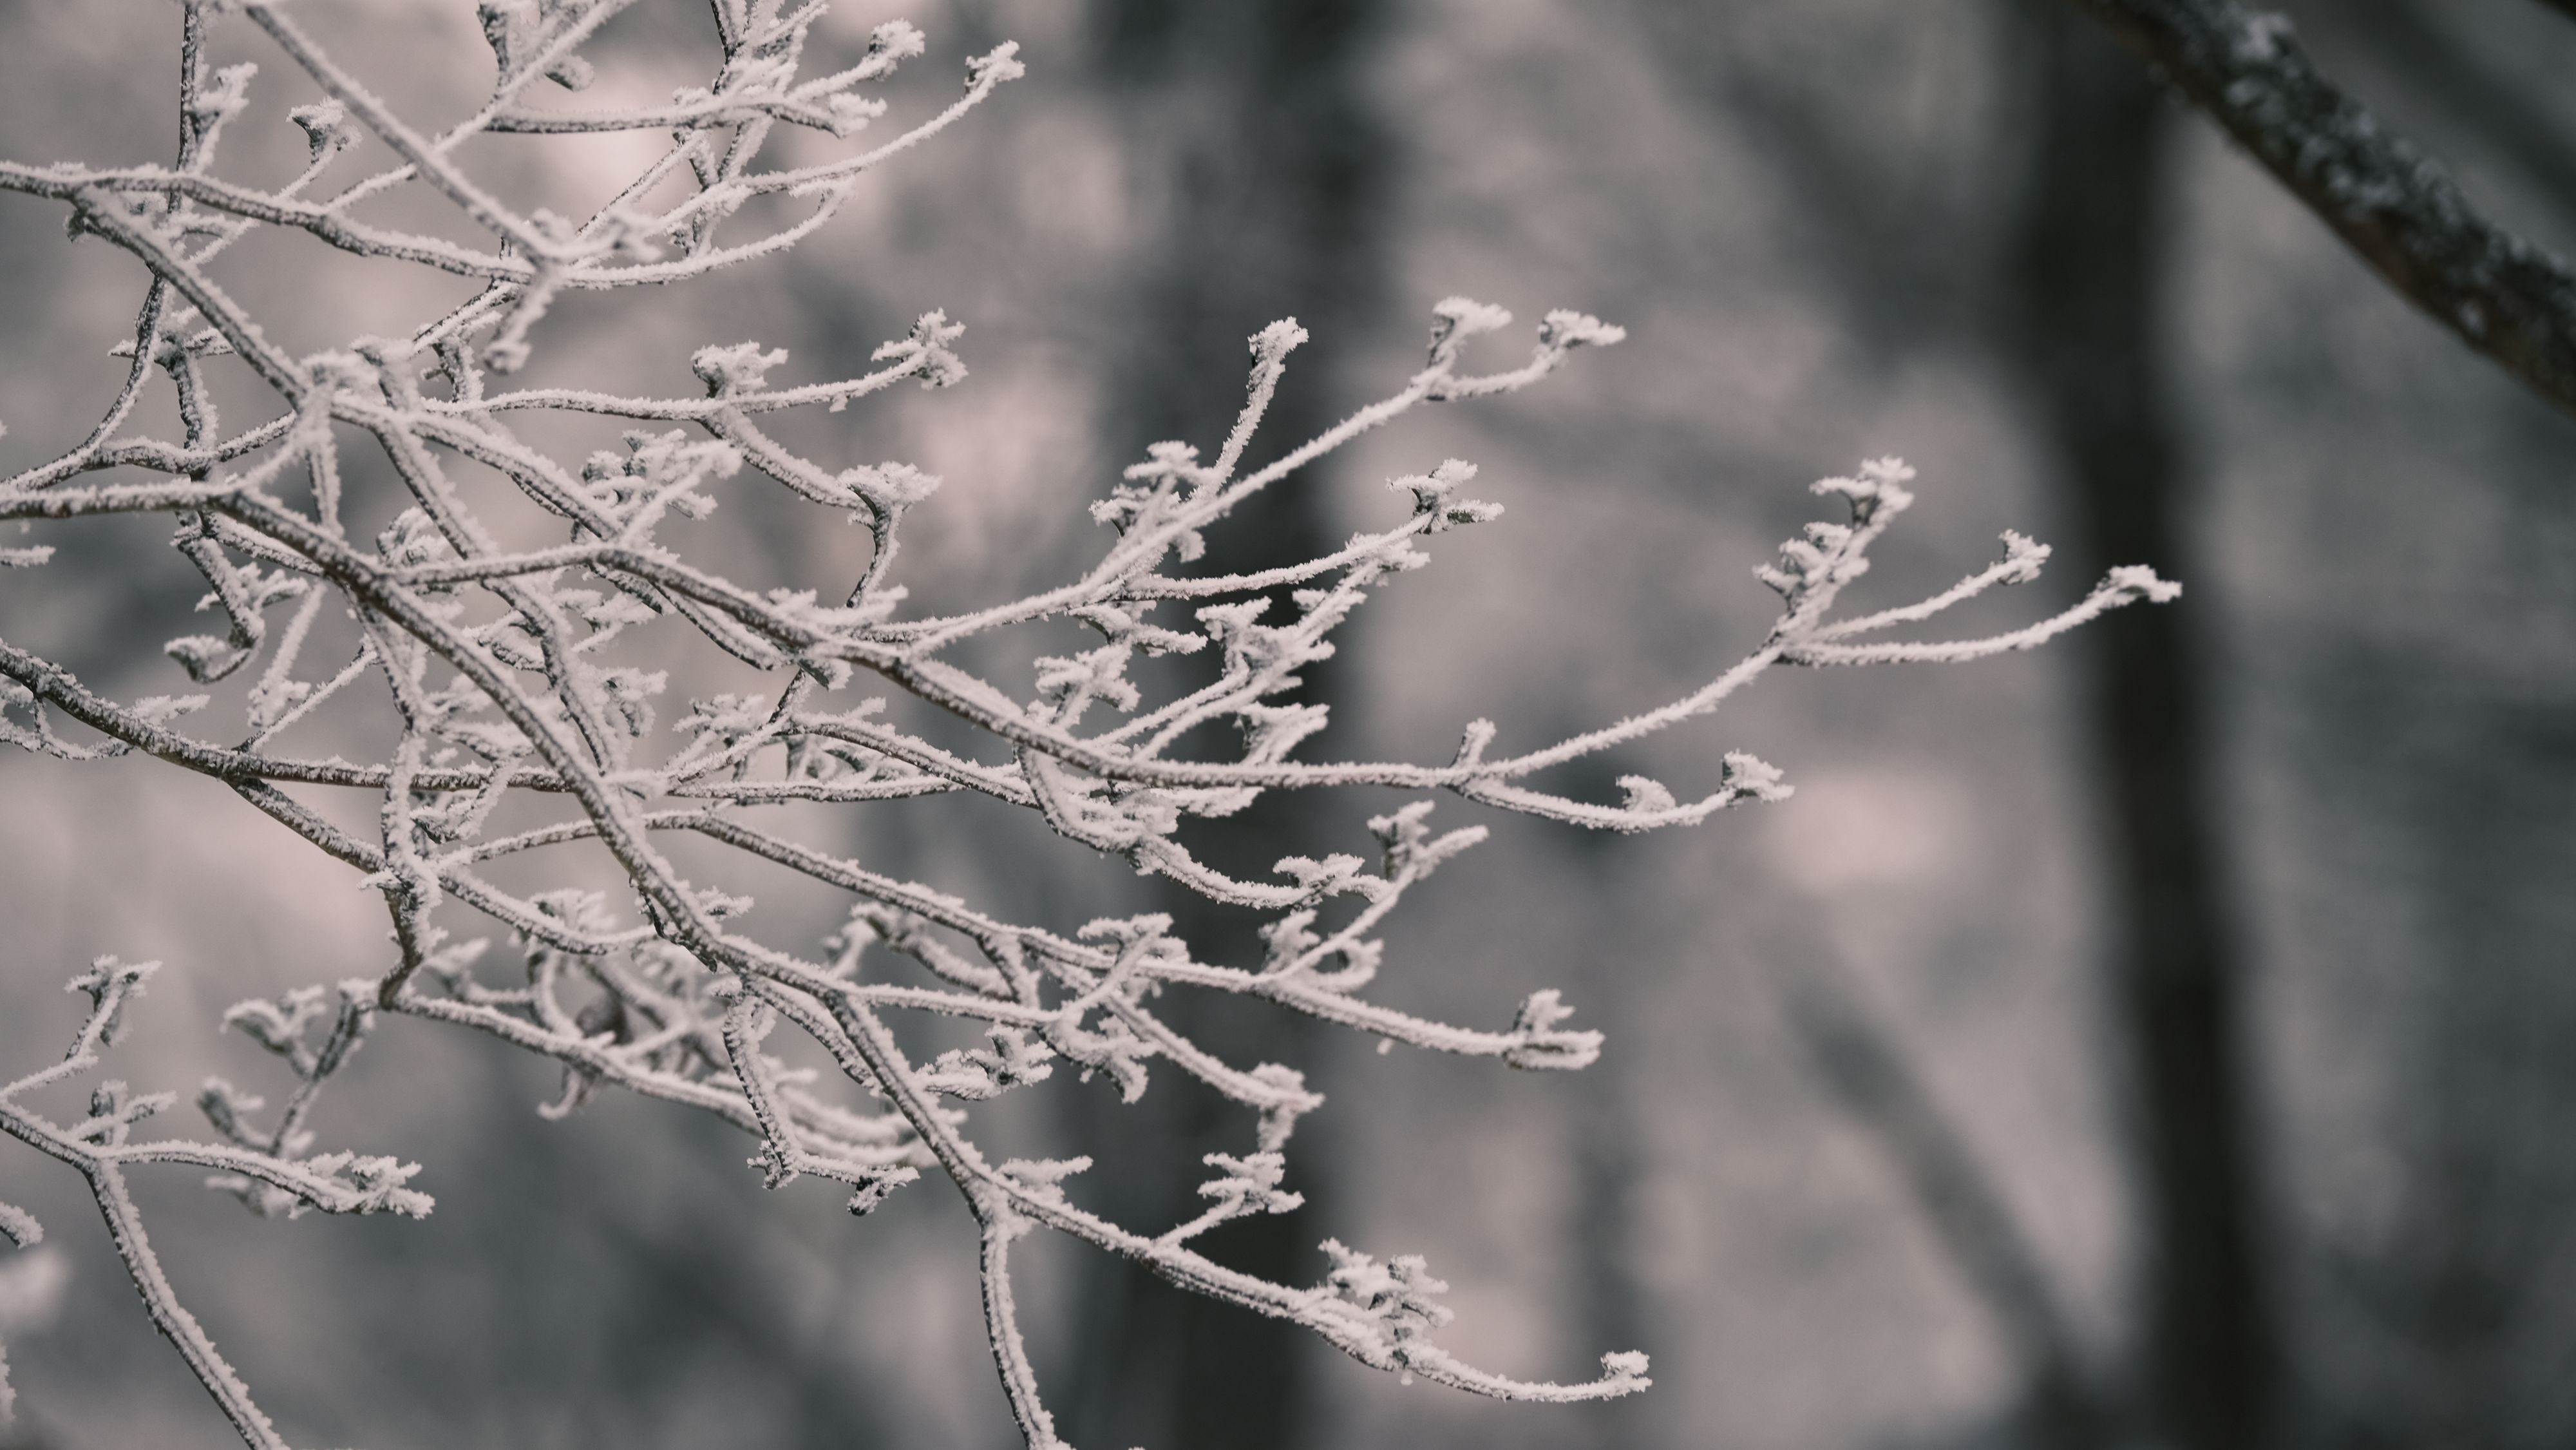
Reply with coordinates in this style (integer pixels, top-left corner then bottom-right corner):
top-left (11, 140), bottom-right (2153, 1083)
top-left (2005, 12), bottom-right (2276, 1450)
top-left (1059, 4), bottom-right (1391, 1447)
top-left (1613, 5), bottom-right (2576, 1450)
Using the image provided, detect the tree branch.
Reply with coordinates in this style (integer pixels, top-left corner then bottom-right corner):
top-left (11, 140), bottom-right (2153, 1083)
top-left (2065, 0), bottom-right (2576, 417)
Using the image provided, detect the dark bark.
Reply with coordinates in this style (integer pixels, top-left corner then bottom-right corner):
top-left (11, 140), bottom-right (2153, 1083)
top-left (2007, 12), bottom-right (2278, 1450)
top-left (2061, 0), bottom-right (2576, 421)
top-left (1557, 836), bottom-right (1656, 1450)
top-left (1565, 1069), bottom-right (1653, 1450)
top-left (2334, 0), bottom-right (2576, 220)
top-left (1059, 5), bottom-right (1390, 1449)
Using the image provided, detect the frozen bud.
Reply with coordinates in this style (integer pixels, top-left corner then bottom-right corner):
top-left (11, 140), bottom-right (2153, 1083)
top-left (1502, 988), bottom-right (1602, 1071)
top-left (1390, 458), bottom-right (1501, 532)
top-left (67, 963), bottom-right (159, 1045)
top-left (289, 100), bottom-right (355, 164)
top-left (966, 42), bottom-right (1025, 89)
top-left (866, 21), bottom-right (931, 70)
top-left (304, 1152), bottom-right (433, 1217)
top-left (1195, 1151), bottom-right (1302, 1219)
top-left (1996, 529), bottom-right (2051, 584)
top-left (1813, 456), bottom-right (1917, 519)
top-left (873, 310), bottom-right (967, 389)
top-left (1430, 296), bottom-right (1513, 335)
top-left (1251, 1064), bottom-right (1317, 1150)
top-left (1600, 1351), bottom-right (1653, 1386)
top-left (1367, 799), bottom-right (1486, 880)
top-left (1858, 455), bottom-right (1917, 489)
top-left (1756, 525), bottom-right (1868, 600)
top-left (845, 1167), bottom-right (919, 1216)
top-left (1251, 318), bottom-right (1310, 366)
top-left (826, 92), bottom-right (889, 137)
top-left (1271, 853), bottom-right (1367, 900)
top-left (1538, 309), bottom-right (1626, 350)
top-left (692, 341), bottom-right (791, 396)
top-left (1321, 1240), bottom-right (1455, 1342)
top-left (2095, 564), bottom-right (2183, 606)
top-left (1426, 296), bottom-right (1513, 368)
top-left (1616, 776), bottom-right (1678, 814)
top-left (1239, 700), bottom-right (1330, 762)
top-left (1719, 750), bottom-right (1789, 803)
top-left (1124, 440), bottom-right (1206, 486)
top-left (1450, 717), bottom-right (1497, 768)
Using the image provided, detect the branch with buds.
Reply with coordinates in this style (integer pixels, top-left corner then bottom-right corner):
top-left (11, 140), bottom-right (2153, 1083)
top-left (0, 3), bottom-right (2174, 1445)
top-left (0, 960), bottom-right (426, 1450)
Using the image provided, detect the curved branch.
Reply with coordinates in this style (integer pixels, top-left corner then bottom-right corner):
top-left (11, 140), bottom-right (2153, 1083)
top-left (2064, 0), bottom-right (2576, 416)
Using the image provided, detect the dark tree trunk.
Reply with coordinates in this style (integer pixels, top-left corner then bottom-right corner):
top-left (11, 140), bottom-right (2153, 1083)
top-left (1556, 834), bottom-right (1657, 1450)
top-left (1059, 5), bottom-right (1390, 1449)
top-left (2005, 11), bottom-right (2279, 1450)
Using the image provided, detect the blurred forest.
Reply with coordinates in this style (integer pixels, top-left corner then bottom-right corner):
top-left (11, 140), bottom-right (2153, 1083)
top-left (5, 2), bottom-right (2576, 1449)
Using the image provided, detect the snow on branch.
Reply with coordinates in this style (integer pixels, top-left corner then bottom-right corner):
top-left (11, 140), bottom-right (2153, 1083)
top-left (2065, 0), bottom-right (2576, 419)
top-left (0, 960), bottom-right (426, 1450)
top-left (0, 5), bottom-right (2170, 1445)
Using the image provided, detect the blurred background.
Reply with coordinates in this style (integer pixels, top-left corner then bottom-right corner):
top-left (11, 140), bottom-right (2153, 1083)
top-left (5, 2), bottom-right (2576, 1448)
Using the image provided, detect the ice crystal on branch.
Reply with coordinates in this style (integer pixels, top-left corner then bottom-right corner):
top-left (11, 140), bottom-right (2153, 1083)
top-left (0, 3), bottom-right (2175, 1445)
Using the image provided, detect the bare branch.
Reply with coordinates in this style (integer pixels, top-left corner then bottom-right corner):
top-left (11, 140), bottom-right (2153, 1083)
top-left (2064, 0), bottom-right (2576, 417)
top-left (0, 4), bottom-right (2170, 1443)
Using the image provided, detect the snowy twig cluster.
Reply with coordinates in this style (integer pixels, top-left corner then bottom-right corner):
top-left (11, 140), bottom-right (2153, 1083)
top-left (0, 961), bottom-right (427, 1447)
top-left (0, 3), bottom-right (2174, 1446)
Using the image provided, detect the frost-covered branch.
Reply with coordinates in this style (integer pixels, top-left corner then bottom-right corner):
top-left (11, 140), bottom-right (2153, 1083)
top-left (0, 4), bottom-right (2174, 1445)
top-left (0, 960), bottom-right (428, 1450)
